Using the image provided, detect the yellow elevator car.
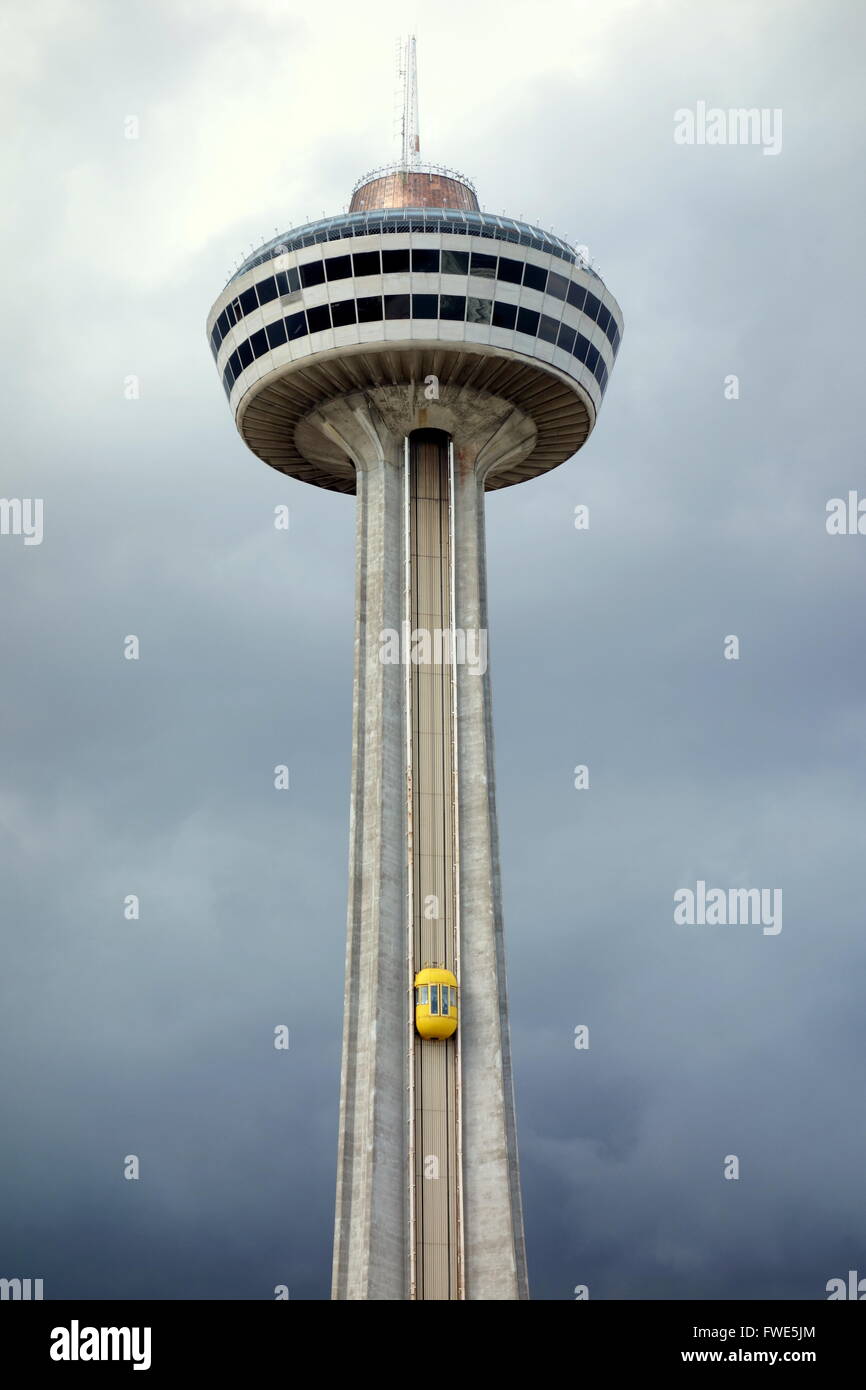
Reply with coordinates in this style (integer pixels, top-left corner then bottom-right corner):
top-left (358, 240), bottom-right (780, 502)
top-left (414, 967), bottom-right (458, 1040)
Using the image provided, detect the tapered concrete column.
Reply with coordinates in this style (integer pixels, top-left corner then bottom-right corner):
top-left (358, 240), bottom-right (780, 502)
top-left (316, 390), bottom-right (533, 1300)
top-left (452, 444), bottom-right (530, 1302)
top-left (328, 401), bottom-right (407, 1301)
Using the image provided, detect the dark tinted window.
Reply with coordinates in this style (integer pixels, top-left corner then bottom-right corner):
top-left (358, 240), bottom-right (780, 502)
top-left (466, 296), bottom-right (492, 323)
top-left (300, 259), bottom-right (325, 288)
top-left (492, 301), bottom-right (517, 329)
top-left (522, 263), bottom-right (547, 292)
top-left (557, 322), bottom-right (576, 353)
top-left (217, 308), bottom-right (231, 337)
top-left (412, 294), bottom-right (438, 318)
top-left (384, 294), bottom-right (410, 319)
top-left (585, 342), bottom-right (600, 372)
top-left (573, 333), bottom-right (590, 363)
top-left (496, 256), bottom-right (522, 284)
top-left (352, 251), bottom-right (380, 277)
top-left (306, 303), bottom-right (331, 333)
top-left (611, 327), bottom-right (621, 355)
top-left (538, 313), bottom-right (559, 344)
top-left (238, 338), bottom-right (253, 368)
top-left (470, 252), bottom-right (496, 277)
top-left (285, 310), bottom-right (308, 340)
top-left (411, 248), bottom-right (439, 273)
top-left (441, 250), bottom-right (469, 275)
top-left (331, 299), bottom-right (357, 327)
top-left (239, 287), bottom-right (257, 315)
top-left (440, 294), bottom-right (466, 320)
top-left (250, 328), bottom-right (268, 358)
top-left (266, 318), bottom-right (288, 349)
top-left (256, 276), bottom-right (278, 305)
top-left (276, 267), bottom-right (301, 296)
top-left (546, 271), bottom-right (568, 300)
top-left (228, 349), bottom-right (241, 378)
top-left (516, 306), bottom-right (540, 336)
top-left (597, 305), bottom-right (611, 334)
top-left (357, 295), bottom-right (383, 323)
top-left (325, 254), bottom-right (351, 281)
top-left (382, 248), bottom-right (410, 273)
top-left (566, 282), bottom-right (586, 312)
top-left (583, 291), bottom-right (601, 322)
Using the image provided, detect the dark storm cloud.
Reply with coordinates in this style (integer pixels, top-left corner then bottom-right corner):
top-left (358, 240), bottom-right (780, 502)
top-left (1, 0), bottom-right (865, 1300)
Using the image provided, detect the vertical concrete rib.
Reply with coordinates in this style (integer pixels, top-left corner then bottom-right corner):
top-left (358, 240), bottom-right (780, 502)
top-left (448, 439), bottom-right (467, 1298)
top-left (331, 410), bottom-right (407, 1301)
top-left (452, 456), bottom-right (529, 1300)
top-left (404, 437), bottom-right (418, 1302)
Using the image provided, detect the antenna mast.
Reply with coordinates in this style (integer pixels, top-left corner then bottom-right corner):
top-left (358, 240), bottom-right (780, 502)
top-left (399, 34), bottom-right (420, 167)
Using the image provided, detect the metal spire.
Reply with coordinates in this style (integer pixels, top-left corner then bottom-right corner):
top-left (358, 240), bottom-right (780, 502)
top-left (399, 34), bottom-right (420, 167)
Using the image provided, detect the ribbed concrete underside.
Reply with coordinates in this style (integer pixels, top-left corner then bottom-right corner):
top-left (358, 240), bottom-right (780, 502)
top-left (236, 343), bottom-right (593, 493)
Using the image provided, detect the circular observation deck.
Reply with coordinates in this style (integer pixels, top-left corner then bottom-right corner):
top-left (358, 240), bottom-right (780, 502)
top-left (207, 208), bottom-right (623, 493)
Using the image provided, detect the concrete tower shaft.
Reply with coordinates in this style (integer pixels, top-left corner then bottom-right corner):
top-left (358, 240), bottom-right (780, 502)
top-left (324, 395), bottom-right (532, 1299)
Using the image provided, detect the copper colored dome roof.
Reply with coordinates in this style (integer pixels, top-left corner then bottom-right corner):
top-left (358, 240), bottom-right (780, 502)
top-left (350, 162), bottom-right (478, 213)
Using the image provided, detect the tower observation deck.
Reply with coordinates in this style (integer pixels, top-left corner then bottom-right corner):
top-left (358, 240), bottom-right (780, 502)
top-left (206, 40), bottom-right (623, 1300)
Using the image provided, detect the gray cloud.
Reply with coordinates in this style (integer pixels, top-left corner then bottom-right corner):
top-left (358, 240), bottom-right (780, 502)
top-left (1, 0), bottom-right (865, 1299)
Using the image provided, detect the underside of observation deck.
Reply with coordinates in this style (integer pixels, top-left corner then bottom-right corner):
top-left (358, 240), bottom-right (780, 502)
top-left (237, 344), bottom-right (592, 493)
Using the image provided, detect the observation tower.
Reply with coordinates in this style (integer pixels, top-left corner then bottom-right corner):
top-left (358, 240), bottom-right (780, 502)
top-left (206, 35), bottom-right (623, 1300)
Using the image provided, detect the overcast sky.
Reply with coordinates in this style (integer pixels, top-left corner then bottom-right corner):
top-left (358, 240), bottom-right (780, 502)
top-left (2, 0), bottom-right (865, 1301)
